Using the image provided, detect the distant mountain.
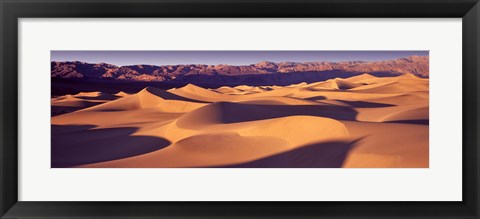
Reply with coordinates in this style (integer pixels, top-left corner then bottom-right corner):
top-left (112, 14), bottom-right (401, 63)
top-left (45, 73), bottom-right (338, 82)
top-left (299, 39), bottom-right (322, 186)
top-left (51, 55), bottom-right (429, 85)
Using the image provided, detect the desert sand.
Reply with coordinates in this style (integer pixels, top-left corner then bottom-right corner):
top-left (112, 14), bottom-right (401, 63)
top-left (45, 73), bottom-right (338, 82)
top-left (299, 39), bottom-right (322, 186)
top-left (51, 74), bottom-right (428, 168)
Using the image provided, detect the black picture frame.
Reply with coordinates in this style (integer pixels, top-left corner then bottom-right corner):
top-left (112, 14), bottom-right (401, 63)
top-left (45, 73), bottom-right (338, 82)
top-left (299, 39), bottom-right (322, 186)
top-left (1, 0), bottom-right (479, 218)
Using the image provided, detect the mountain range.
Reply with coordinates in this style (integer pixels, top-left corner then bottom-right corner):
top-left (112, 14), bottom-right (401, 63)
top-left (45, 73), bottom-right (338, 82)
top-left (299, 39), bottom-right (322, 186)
top-left (51, 55), bottom-right (428, 85)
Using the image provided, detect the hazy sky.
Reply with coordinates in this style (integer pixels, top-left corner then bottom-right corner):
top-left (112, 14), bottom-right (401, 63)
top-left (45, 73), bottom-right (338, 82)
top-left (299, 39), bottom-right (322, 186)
top-left (51, 51), bottom-right (429, 66)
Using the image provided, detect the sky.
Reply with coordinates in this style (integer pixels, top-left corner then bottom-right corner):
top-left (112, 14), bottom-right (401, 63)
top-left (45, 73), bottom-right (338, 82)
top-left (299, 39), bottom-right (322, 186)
top-left (51, 51), bottom-right (429, 66)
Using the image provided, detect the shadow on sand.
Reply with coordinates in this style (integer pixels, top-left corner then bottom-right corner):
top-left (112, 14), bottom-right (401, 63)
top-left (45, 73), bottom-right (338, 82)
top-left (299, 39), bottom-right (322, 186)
top-left (217, 139), bottom-right (361, 168)
top-left (51, 125), bottom-right (171, 168)
top-left (336, 100), bottom-right (396, 108)
top-left (175, 102), bottom-right (360, 130)
top-left (52, 103), bottom-right (101, 116)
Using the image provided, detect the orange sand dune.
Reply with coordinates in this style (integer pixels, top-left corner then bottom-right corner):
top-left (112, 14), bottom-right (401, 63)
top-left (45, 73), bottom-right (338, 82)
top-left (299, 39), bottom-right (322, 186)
top-left (51, 74), bottom-right (429, 168)
top-left (51, 91), bottom-right (121, 116)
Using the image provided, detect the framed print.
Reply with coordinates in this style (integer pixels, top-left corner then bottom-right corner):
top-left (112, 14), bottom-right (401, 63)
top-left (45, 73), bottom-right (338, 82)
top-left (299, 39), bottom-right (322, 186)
top-left (49, 50), bottom-right (430, 168)
top-left (1, 0), bottom-right (479, 218)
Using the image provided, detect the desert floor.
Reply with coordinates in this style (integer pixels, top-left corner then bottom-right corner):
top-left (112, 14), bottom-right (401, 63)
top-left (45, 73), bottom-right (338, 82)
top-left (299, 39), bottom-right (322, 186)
top-left (51, 74), bottom-right (429, 168)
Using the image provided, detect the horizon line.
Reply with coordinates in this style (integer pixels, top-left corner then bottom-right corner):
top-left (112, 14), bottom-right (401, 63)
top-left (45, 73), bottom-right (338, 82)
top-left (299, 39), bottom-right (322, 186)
top-left (51, 55), bottom-right (429, 68)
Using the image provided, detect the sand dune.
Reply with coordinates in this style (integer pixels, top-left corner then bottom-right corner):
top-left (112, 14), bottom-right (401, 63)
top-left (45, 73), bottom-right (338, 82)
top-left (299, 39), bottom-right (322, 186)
top-left (51, 74), bottom-right (429, 168)
top-left (303, 78), bottom-right (363, 91)
top-left (51, 91), bottom-right (121, 116)
top-left (115, 91), bottom-right (130, 97)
